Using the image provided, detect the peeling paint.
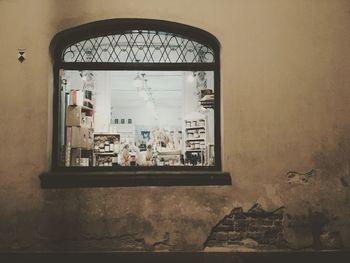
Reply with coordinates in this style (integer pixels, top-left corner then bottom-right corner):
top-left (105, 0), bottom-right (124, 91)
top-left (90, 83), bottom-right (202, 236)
top-left (203, 204), bottom-right (286, 251)
top-left (287, 169), bottom-right (317, 185)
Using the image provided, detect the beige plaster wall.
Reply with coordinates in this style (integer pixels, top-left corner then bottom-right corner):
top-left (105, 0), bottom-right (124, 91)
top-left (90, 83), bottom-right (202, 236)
top-left (1, 0), bottom-right (350, 250)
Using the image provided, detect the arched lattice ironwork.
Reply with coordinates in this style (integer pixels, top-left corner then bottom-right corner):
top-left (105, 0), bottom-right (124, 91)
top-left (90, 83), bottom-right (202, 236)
top-left (62, 30), bottom-right (215, 63)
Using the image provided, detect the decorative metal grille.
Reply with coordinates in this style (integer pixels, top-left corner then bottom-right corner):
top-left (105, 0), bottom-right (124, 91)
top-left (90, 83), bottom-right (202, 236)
top-left (62, 30), bottom-right (215, 63)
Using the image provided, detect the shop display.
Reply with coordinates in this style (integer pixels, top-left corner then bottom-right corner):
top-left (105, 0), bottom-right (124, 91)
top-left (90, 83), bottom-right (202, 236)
top-left (66, 106), bottom-right (93, 128)
top-left (66, 127), bottom-right (94, 149)
top-left (61, 70), bottom-right (215, 167)
top-left (69, 90), bottom-right (84, 106)
top-left (200, 89), bottom-right (214, 108)
top-left (144, 145), bottom-right (154, 166)
top-left (65, 85), bottom-right (95, 166)
top-left (70, 148), bottom-right (93, 167)
top-left (120, 144), bottom-right (130, 166)
top-left (184, 114), bottom-right (207, 166)
top-left (93, 133), bottom-right (120, 166)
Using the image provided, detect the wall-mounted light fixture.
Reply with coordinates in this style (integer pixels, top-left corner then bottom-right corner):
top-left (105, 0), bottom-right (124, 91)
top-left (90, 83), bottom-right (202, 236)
top-left (18, 48), bottom-right (26, 63)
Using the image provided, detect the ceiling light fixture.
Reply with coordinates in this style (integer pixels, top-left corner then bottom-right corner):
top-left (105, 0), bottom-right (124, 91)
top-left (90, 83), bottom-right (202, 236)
top-left (134, 72), bottom-right (159, 120)
top-left (134, 72), bottom-right (144, 90)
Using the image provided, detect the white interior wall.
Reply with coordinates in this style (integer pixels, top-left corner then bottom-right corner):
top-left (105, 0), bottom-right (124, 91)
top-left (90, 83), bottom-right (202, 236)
top-left (112, 106), bottom-right (182, 127)
top-left (94, 71), bottom-right (112, 132)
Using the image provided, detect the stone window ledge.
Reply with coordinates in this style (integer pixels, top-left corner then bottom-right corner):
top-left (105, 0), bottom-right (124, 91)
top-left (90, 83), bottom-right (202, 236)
top-left (39, 171), bottom-right (231, 188)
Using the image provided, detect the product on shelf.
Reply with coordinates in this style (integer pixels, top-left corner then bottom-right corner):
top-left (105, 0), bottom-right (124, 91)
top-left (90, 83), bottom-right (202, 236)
top-left (69, 90), bottom-right (84, 106)
top-left (93, 133), bottom-right (121, 166)
top-left (64, 87), bottom-right (95, 166)
top-left (184, 113), bottom-right (208, 166)
top-left (200, 89), bottom-right (214, 109)
top-left (70, 148), bottom-right (93, 167)
top-left (66, 106), bottom-right (93, 128)
top-left (95, 155), bottom-right (118, 166)
top-left (66, 127), bottom-right (94, 149)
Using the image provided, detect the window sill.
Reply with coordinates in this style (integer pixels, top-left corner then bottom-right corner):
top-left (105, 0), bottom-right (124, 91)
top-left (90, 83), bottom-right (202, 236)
top-left (39, 171), bottom-right (231, 188)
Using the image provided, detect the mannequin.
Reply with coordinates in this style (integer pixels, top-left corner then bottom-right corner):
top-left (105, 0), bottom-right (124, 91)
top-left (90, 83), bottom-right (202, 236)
top-left (121, 144), bottom-right (130, 166)
top-left (144, 144), bottom-right (154, 166)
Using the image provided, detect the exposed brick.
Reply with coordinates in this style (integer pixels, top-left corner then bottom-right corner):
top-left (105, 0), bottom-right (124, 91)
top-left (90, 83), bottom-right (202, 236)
top-left (215, 223), bottom-right (234, 232)
top-left (264, 228), bottom-right (281, 239)
top-left (273, 220), bottom-right (282, 227)
top-left (234, 219), bottom-right (249, 230)
top-left (231, 207), bottom-right (244, 214)
top-left (211, 231), bottom-right (228, 241)
top-left (221, 217), bottom-right (234, 225)
top-left (246, 213), bottom-right (268, 218)
top-left (250, 218), bottom-right (274, 227)
top-left (246, 231), bottom-right (264, 241)
top-left (205, 204), bottom-right (286, 249)
top-left (248, 225), bottom-right (259, 232)
top-left (259, 238), bottom-right (277, 245)
top-left (205, 240), bottom-right (222, 247)
top-left (269, 213), bottom-right (283, 220)
top-left (249, 224), bottom-right (272, 232)
top-left (233, 212), bottom-right (246, 219)
top-left (277, 233), bottom-right (284, 241)
top-left (261, 226), bottom-right (275, 232)
top-left (227, 231), bottom-right (242, 241)
top-left (227, 240), bottom-right (241, 245)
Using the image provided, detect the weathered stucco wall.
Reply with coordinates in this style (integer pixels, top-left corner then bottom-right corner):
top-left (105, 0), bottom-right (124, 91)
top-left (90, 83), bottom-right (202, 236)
top-left (1, 0), bottom-right (350, 251)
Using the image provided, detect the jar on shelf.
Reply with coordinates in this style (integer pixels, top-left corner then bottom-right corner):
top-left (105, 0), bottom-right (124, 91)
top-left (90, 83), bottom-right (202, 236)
top-left (192, 120), bottom-right (197, 127)
top-left (185, 121), bottom-right (191, 128)
top-left (193, 130), bottom-right (199, 138)
top-left (104, 145), bottom-right (109, 152)
top-left (188, 132), bottom-right (194, 138)
top-left (99, 142), bottom-right (104, 151)
top-left (199, 130), bottom-right (205, 138)
top-left (199, 119), bottom-right (205, 126)
top-left (112, 156), bottom-right (118, 166)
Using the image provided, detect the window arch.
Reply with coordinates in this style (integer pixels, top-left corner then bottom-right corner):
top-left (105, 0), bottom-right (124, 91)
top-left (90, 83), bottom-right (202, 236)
top-left (41, 19), bottom-right (230, 187)
top-left (62, 30), bottom-right (215, 63)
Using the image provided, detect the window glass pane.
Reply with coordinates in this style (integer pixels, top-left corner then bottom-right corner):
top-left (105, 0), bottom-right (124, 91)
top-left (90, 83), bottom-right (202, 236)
top-left (62, 30), bottom-right (214, 63)
top-left (59, 70), bottom-right (215, 167)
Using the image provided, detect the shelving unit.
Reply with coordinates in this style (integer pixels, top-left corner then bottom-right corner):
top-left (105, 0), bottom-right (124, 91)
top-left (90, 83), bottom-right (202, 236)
top-left (184, 113), bottom-right (207, 166)
top-left (65, 100), bottom-right (94, 167)
top-left (93, 133), bottom-right (120, 166)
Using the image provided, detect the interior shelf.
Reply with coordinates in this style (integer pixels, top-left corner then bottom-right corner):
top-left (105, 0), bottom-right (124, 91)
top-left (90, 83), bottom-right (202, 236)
top-left (185, 126), bottom-right (206, 130)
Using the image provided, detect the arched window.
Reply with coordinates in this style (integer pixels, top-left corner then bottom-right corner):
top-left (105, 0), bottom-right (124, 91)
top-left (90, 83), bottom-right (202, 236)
top-left (41, 19), bottom-right (230, 187)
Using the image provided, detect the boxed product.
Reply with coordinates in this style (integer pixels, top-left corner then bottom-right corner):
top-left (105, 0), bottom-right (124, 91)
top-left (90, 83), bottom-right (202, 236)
top-left (66, 127), bottom-right (93, 149)
top-left (66, 106), bottom-right (93, 128)
top-left (70, 148), bottom-right (93, 166)
top-left (69, 90), bottom-right (84, 106)
top-left (65, 145), bottom-right (71, 167)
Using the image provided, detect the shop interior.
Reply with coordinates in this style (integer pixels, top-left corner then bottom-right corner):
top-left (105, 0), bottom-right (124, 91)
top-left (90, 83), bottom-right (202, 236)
top-left (60, 70), bottom-right (215, 167)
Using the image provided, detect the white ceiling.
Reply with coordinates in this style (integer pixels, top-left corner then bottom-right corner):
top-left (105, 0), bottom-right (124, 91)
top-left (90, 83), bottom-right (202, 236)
top-left (109, 71), bottom-right (185, 108)
top-left (64, 70), bottom-right (190, 109)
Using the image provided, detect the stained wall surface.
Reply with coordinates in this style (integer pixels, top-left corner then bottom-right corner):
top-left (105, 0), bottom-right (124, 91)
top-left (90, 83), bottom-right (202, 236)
top-left (0, 0), bottom-right (350, 250)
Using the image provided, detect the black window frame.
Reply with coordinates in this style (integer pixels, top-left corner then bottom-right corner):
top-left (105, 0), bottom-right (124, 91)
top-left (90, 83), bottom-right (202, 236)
top-left (40, 18), bottom-right (231, 188)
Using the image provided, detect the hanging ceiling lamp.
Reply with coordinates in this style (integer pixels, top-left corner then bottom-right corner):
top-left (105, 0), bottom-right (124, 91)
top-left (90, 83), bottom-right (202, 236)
top-left (134, 73), bottom-right (144, 90)
top-left (134, 73), bottom-right (149, 100)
